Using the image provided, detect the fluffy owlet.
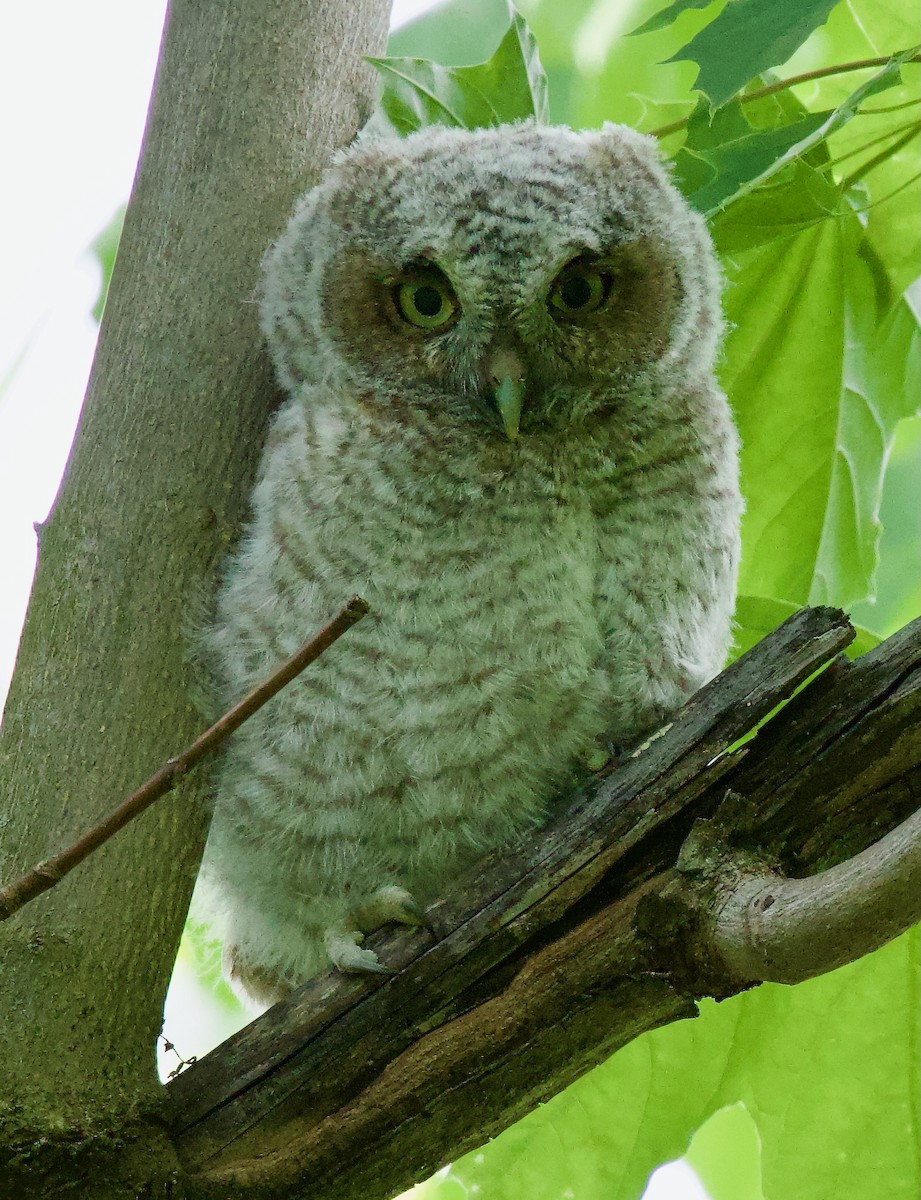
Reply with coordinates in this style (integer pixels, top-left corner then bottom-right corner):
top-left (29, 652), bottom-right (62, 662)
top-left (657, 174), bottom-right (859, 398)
top-left (196, 122), bottom-right (742, 1009)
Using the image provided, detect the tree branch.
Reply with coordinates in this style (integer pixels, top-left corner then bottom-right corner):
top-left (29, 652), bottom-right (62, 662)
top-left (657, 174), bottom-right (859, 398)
top-left (706, 806), bottom-right (921, 986)
top-left (0, 596), bottom-right (368, 922)
top-left (161, 607), bottom-right (920, 1200)
top-left (650, 51), bottom-right (921, 138)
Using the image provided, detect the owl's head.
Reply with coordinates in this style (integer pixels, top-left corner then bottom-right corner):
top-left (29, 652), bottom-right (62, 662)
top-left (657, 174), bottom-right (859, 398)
top-left (261, 122), bottom-right (722, 440)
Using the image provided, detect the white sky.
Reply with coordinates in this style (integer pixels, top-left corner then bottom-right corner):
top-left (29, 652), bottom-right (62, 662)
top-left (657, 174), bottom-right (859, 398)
top-left (0, 7), bottom-right (711, 1195)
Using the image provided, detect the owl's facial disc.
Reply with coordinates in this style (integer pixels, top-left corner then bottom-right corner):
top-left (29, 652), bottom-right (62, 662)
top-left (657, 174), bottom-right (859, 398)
top-left (477, 257), bottom-right (618, 440)
top-left (391, 261), bottom-right (527, 440)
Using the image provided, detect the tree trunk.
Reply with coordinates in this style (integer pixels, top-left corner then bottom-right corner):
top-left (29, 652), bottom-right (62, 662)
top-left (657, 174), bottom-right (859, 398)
top-left (0, 1), bottom-right (390, 1194)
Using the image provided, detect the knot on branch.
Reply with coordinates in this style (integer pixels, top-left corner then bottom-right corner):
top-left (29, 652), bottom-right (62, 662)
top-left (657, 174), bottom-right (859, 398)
top-left (633, 789), bottom-right (781, 997)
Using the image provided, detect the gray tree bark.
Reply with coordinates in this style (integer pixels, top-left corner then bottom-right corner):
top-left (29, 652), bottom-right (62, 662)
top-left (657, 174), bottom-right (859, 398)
top-left (0, 1), bottom-right (390, 1194)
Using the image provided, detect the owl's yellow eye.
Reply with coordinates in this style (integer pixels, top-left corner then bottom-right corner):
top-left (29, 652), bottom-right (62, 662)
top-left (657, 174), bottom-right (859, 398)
top-left (549, 266), bottom-right (608, 317)
top-left (395, 278), bottom-right (457, 330)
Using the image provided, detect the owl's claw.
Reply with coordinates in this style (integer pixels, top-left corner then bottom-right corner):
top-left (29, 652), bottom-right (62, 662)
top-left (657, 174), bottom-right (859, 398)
top-left (584, 746), bottom-right (610, 773)
top-left (387, 889), bottom-right (427, 927)
top-left (325, 929), bottom-right (394, 975)
top-left (351, 884), bottom-right (427, 932)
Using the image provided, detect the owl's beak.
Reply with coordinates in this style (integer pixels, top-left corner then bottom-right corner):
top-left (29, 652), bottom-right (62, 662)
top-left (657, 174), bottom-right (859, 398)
top-left (491, 376), bottom-right (525, 440)
top-left (486, 347), bottom-right (526, 440)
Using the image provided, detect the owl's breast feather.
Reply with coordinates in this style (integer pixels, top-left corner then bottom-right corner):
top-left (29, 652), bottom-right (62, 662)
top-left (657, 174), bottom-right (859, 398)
top-left (274, 401), bottom-right (612, 772)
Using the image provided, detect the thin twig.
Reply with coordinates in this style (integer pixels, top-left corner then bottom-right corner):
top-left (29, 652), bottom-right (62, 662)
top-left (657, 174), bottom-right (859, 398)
top-left (858, 96), bottom-right (921, 115)
top-left (651, 52), bottom-right (921, 138)
top-left (816, 117), bottom-right (921, 173)
top-left (840, 120), bottom-right (921, 190)
top-left (0, 595), bottom-right (370, 921)
top-left (850, 168), bottom-right (921, 215)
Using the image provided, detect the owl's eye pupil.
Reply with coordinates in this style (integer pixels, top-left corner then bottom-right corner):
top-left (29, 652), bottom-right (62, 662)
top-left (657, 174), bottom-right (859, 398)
top-left (395, 276), bottom-right (457, 330)
top-left (549, 265), bottom-right (608, 318)
top-left (413, 285), bottom-right (443, 318)
top-left (560, 276), bottom-right (592, 310)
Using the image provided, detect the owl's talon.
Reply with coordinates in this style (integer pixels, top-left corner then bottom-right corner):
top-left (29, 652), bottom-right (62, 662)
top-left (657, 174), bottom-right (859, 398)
top-left (351, 884), bottom-right (427, 932)
top-left (350, 956), bottom-right (395, 975)
top-left (325, 929), bottom-right (393, 975)
top-left (391, 892), bottom-right (426, 927)
top-left (584, 747), bottom-right (610, 773)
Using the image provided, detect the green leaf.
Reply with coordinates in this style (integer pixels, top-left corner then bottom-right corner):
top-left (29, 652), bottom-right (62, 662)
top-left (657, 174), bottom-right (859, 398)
top-left (366, 5), bottom-right (548, 136)
top-left (630, 0), bottom-right (721, 38)
top-left (89, 205), bottom-right (125, 323)
top-left (672, 97), bottom-right (830, 213)
top-left (684, 1103), bottom-right (765, 1200)
top-left (710, 160), bottom-right (845, 254)
top-left (387, 0), bottom-right (513, 65)
top-left (699, 51), bottom-right (913, 216)
top-left (720, 189), bottom-right (919, 611)
top-left (438, 930), bottom-right (919, 1200)
top-left (442, 1021), bottom-right (713, 1200)
top-left (811, 270), bottom-right (921, 607)
top-left (739, 931), bottom-right (920, 1200)
top-left (850, 413), bottom-right (921, 638)
top-left (778, 0), bottom-right (921, 292)
top-left (404, 1173), bottom-right (469, 1200)
top-left (722, 214), bottom-right (854, 606)
top-left (681, 80), bottom-right (839, 244)
top-left (668, 0), bottom-right (840, 107)
top-left (732, 595), bottom-right (880, 660)
top-left (386, 0), bottom-right (721, 134)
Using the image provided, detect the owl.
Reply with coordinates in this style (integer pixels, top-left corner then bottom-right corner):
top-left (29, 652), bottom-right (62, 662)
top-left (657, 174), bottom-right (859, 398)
top-left (196, 121), bottom-right (742, 1009)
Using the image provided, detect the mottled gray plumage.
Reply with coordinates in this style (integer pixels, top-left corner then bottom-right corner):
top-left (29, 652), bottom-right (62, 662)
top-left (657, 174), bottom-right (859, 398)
top-left (196, 122), bottom-right (742, 1008)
